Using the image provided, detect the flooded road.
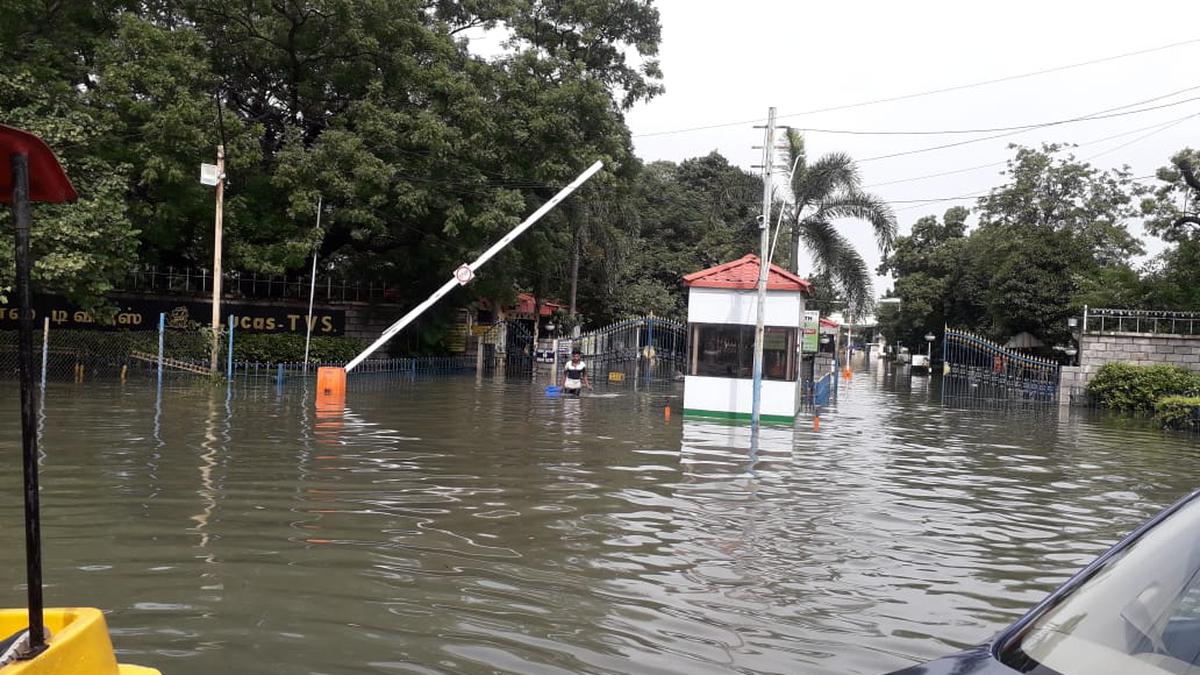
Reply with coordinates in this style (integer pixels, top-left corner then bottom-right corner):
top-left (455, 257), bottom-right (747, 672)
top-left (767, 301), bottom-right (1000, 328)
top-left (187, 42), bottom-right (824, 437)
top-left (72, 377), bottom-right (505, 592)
top-left (0, 365), bottom-right (1196, 674)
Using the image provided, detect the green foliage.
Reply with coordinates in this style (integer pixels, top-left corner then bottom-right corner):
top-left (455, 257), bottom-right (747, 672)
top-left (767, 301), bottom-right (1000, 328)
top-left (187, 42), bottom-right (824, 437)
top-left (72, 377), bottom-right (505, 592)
top-left (1087, 363), bottom-right (1200, 412)
top-left (1155, 396), bottom-right (1200, 431)
top-left (587, 153), bottom-right (761, 322)
top-left (0, 0), bottom-right (663, 327)
top-left (779, 130), bottom-right (896, 319)
top-left (880, 145), bottom-right (1145, 348)
top-left (232, 333), bottom-right (364, 364)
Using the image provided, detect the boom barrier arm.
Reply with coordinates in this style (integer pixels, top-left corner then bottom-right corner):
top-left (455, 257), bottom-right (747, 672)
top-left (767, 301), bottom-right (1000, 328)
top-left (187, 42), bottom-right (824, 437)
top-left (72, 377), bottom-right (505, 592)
top-left (344, 160), bottom-right (604, 373)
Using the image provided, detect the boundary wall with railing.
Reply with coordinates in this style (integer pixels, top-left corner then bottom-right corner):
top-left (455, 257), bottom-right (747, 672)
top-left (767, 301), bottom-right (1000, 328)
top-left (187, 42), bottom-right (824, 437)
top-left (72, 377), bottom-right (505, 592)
top-left (1061, 308), bottom-right (1200, 405)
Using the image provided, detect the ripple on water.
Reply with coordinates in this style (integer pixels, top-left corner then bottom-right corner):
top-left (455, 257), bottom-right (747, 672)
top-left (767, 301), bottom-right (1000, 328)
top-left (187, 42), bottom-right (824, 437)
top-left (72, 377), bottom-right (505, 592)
top-left (0, 375), bottom-right (1195, 674)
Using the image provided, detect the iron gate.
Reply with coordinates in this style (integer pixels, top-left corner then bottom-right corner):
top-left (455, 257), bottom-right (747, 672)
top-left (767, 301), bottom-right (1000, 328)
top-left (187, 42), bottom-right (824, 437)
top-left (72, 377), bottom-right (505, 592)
top-left (479, 320), bottom-right (534, 378)
top-left (942, 328), bottom-right (1060, 407)
top-left (576, 316), bottom-right (687, 389)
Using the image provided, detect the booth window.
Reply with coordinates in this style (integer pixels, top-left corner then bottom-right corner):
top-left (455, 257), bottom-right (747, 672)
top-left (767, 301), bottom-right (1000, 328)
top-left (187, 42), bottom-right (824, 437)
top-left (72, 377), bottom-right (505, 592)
top-left (689, 324), bottom-right (796, 381)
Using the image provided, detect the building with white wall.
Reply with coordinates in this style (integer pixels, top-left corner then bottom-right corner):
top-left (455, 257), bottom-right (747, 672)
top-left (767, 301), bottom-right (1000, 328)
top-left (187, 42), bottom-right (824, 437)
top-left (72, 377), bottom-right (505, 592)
top-left (682, 255), bottom-right (811, 424)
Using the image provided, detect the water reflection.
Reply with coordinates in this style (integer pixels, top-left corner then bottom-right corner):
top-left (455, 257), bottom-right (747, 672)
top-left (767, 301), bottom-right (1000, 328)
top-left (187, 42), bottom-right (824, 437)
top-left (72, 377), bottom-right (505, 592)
top-left (0, 376), bottom-right (1196, 674)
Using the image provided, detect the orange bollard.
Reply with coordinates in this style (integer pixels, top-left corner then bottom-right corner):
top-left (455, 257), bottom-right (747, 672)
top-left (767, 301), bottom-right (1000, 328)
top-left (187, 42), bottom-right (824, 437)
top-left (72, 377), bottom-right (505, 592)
top-left (316, 366), bottom-right (346, 397)
top-left (842, 366), bottom-right (852, 380)
top-left (812, 415), bottom-right (821, 431)
top-left (315, 366), bottom-right (347, 420)
top-left (664, 405), bottom-right (671, 421)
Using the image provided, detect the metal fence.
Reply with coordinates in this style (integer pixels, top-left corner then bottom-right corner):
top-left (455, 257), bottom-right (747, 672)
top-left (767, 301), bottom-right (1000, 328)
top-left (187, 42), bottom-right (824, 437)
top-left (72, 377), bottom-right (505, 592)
top-left (1084, 307), bottom-right (1200, 336)
top-left (0, 322), bottom-right (222, 383)
top-left (566, 316), bottom-right (687, 390)
top-left (942, 328), bottom-right (1061, 408)
top-left (0, 318), bottom-right (484, 385)
top-left (121, 265), bottom-right (398, 304)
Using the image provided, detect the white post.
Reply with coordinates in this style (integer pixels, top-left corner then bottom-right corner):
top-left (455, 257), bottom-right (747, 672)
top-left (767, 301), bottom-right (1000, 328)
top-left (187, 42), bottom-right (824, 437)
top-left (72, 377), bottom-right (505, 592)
top-left (303, 195), bottom-right (322, 373)
top-left (751, 108), bottom-right (777, 432)
top-left (344, 160), bottom-right (603, 372)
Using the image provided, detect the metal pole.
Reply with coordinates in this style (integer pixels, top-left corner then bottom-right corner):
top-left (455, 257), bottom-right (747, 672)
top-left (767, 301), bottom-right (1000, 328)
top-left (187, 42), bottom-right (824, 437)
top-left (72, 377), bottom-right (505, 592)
top-left (751, 107), bottom-right (777, 433)
top-left (157, 312), bottom-right (165, 389)
top-left (344, 160), bottom-right (603, 372)
top-left (11, 153), bottom-right (47, 656)
top-left (226, 314), bottom-right (234, 381)
top-left (209, 145), bottom-right (225, 372)
top-left (303, 196), bottom-right (322, 373)
top-left (40, 317), bottom-right (48, 390)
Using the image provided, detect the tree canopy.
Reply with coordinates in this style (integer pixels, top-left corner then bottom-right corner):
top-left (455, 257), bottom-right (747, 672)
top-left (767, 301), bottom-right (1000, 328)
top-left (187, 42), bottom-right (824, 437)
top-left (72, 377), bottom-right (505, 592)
top-left (0, 0), bottom-right (663, 325)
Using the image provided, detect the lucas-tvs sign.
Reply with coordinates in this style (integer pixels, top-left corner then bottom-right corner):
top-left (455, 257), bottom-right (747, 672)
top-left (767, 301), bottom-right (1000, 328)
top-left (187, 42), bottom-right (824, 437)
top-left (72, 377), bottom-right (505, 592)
top-left (0, 295), bottom-right (346, 336)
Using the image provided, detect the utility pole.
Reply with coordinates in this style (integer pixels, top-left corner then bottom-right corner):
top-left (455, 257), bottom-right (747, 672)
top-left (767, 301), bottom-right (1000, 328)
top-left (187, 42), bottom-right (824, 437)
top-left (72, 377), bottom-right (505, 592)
top-left (209, 145), bottom-right (225, 372)
top-left (751, 107), bottom-right (777, 433)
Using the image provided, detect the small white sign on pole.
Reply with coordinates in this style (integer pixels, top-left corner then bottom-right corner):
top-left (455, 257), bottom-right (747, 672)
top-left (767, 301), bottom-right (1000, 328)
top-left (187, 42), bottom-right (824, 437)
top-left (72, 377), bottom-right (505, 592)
top-left (200, 163), bottom-right (220, 186)
top-left (454, 264), bottom-right (474, 286)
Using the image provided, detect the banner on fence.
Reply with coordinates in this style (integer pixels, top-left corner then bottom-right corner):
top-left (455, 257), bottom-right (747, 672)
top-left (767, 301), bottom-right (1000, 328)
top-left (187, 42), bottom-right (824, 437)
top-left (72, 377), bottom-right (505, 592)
top-left (0, 294), bottom-right (346, 335)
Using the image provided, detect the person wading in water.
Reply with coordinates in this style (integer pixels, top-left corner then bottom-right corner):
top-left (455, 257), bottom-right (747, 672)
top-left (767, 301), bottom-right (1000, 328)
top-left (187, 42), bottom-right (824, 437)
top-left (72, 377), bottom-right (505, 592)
top-left (561, 349), bottom-right (592, 397)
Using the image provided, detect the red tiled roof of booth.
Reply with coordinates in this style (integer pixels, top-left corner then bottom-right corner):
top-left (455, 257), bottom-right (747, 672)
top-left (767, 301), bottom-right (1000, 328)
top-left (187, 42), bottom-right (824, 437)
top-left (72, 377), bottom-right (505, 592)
top-left (682, 255), bottom-right (812, 292)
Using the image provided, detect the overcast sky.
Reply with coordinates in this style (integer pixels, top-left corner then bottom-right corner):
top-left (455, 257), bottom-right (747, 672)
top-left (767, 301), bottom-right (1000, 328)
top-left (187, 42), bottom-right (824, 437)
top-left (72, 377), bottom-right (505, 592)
top-left (623, 0), bottom-right (1200, 298)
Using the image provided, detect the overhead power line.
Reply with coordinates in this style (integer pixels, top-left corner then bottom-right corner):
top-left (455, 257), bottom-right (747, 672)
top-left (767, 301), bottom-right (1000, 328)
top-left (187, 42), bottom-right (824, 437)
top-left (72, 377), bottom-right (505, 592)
top-left (797, 84), bottom-right (1200, 136)
top-left (864, 111), bottom-right (1200, 188)
top-left (858, 94), bottom-right (1200, 163)
top-left (634, 37), bottom-right (1200, 138)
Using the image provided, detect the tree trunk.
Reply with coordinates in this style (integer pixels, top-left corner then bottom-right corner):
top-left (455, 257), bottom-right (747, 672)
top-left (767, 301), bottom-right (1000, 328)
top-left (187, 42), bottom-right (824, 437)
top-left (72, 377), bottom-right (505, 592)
top-left (790, 224), bottom-right (802, 275)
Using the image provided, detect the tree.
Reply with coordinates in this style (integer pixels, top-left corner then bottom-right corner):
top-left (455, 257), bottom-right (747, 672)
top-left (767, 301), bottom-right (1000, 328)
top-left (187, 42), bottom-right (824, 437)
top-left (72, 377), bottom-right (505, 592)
top-left (597, 153), bottom-right (761, 321)
top-left (880, 145), bottom-right (1144, 347)
top-left (1138, 148), bottom-right (1200, 311)
top-left (970, 144), bottom-right (1143, 343)
top-left (778, 129), bottom-right (896, 320)
top-left (0, 0), bottom-right (665, 340)
top-left (0, 2), bottom-right (140, 310)
top-left (877, 207), bottom-right (967, 348)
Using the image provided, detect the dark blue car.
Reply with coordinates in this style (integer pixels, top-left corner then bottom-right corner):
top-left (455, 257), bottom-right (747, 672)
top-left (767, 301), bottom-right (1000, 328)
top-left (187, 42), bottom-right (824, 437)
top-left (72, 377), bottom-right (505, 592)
top-left (890, 489), bottom-right (1200, 675)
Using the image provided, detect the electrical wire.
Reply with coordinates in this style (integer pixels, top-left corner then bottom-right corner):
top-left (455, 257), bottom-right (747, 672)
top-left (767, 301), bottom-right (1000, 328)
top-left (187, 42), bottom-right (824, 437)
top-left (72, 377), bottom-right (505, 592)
top-left (633, 37), bottom-right (1200, 138)
top-left (863, 112), bottom-right (1200, 188)
top-left (1082, 113), bottom-right (1200, 161)
top-left (795, 84), bottom-right (1200, 136)
top-left (859, 95), bottom-right (1200, 163)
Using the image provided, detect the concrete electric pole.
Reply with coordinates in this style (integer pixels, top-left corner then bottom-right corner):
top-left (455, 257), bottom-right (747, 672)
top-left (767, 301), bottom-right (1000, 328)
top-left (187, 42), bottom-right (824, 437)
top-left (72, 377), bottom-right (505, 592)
top-left (751, 107), bottom-right (777, 434)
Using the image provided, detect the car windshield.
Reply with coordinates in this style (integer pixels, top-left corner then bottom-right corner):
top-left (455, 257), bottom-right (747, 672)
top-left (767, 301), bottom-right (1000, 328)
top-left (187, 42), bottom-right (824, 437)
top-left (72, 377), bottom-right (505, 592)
top-left (1000, 495), bottom-right (1200, 674)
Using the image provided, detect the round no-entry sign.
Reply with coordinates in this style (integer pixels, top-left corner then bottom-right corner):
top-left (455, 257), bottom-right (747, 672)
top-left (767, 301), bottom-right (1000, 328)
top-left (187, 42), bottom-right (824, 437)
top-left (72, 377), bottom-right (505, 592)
top-left (454, 264), bottom-right (474, 286)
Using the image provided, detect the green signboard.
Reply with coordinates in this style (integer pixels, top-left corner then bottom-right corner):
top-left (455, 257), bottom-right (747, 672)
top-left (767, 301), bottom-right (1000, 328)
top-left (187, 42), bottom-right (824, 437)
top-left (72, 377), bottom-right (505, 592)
top-left (802, 310), bottom-right (820, 352)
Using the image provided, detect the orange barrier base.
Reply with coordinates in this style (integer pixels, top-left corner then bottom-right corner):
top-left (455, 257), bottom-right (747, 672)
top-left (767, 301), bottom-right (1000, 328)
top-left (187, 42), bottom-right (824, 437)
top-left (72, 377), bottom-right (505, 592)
top-left (317, 366), bottom-right (346, 397)
top-left (316, 366), bottom-right (346, 413)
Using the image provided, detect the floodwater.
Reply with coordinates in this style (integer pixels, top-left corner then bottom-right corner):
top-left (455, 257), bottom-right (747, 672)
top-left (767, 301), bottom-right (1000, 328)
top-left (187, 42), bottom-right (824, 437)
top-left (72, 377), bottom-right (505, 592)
top-left (0, 363), bottom-right (1196, 674)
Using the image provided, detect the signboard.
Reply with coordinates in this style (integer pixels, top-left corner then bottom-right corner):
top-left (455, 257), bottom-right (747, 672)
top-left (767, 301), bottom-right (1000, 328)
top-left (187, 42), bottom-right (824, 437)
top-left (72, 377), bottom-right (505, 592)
top-left (200, 163), bottom-right (220, 186)
top-left (0, 294), bottom-right (345, 336)
top-left (802, 310), bottom-right (820, 352)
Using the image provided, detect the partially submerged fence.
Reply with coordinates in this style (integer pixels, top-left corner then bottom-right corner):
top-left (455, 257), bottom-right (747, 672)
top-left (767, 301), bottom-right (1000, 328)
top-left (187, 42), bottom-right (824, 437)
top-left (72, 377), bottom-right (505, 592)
top-left (942, 328), bottom-right (1061, 408)
top-left (568, 316), bottom-right (687, 390)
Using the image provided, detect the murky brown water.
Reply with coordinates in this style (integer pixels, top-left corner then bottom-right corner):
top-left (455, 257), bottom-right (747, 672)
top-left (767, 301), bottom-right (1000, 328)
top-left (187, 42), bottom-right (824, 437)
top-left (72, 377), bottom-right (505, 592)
top-left (0, 364), bottom-right (1196, 674)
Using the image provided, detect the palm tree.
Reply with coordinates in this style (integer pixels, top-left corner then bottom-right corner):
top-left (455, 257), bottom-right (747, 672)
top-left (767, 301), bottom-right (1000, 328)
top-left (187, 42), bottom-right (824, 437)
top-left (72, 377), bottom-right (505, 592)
top-left (779, 129), bottom-right (896, 319)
